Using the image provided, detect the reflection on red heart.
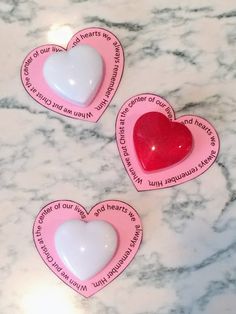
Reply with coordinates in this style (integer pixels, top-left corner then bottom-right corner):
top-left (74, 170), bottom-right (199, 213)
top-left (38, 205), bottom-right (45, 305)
top-left (133, 112), bottom-right (193, 171)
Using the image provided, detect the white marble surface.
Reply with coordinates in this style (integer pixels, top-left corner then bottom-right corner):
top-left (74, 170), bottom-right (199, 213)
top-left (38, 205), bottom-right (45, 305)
top-left (1, 0), bottom-right (236, 313)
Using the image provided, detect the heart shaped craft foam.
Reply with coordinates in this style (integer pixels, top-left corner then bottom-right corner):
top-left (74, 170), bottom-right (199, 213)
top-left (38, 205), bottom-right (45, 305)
top-left (21, 27), bottom-right (124, 122)
top-left (116, 93), bottom-right (220, 191)
top-left (33, 200), bottom-right (142, 297)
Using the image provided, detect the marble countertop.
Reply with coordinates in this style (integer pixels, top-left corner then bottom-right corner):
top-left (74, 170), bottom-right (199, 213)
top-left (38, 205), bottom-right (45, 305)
top-left (1, 0), bottom-right (236, 313)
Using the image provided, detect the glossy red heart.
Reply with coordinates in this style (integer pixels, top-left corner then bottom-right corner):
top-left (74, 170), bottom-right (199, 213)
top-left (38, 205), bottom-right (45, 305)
top-left (116, 94), bottom-right (219, 191)
top-left (133, 112), bottom-right (193, 171)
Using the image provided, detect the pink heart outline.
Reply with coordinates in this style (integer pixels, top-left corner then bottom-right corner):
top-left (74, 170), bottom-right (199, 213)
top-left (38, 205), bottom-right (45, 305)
top-left (33, 200), bottom-right (143, 297)
top-left (116, 93), bottom-right (220, 191)
top-left (21, 27), bottom-right (125, 122)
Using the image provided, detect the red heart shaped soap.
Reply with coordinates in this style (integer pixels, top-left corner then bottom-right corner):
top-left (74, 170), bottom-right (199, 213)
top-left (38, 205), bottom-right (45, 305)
top-left (133, 112), bottom-right (193, 171)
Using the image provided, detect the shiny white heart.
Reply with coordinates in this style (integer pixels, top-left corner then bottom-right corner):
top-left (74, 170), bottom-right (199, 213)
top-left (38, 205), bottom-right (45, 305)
top-left (43, 45), bottom-right (104, 106)
top-left (55, 220), bottom-right (117, 281)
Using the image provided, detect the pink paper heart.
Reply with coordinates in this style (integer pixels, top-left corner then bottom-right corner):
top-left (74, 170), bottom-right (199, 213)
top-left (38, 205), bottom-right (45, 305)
top-left (116, 93), bottom-right (220, 191)
top-left (21, 27), bottom-right (124, 122)
top-left (33, 200), bottom-right (142, 297)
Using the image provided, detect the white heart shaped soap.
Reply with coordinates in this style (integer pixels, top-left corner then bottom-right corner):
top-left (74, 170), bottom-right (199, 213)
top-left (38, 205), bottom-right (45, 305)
top-left (55, 220), bottom-right (117, 281)
top-left (43, 45), bottom-right (104, 106)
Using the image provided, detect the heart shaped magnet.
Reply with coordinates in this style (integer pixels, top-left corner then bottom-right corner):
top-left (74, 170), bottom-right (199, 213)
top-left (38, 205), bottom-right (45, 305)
top-left (33, 200), bottom-right (142, 297)
top-left (21, 27), bottom-right (124, 122)
top-left (116, 93), bottom-right (220, 191)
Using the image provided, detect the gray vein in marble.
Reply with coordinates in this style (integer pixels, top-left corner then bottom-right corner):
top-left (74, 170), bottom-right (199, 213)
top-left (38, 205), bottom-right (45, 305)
top-left (141, 42), bottom-right (198, 65)
top-left (0, 97), bottom-right (113, 144)
top-left (162, 185), bottom-right (207, 233)
top-left (0, 0), bottom-right (40, 23)
top-left (216, 10), bottom-right (236, 19)
top-left (193, 270), bottom-right (236, 313)
top-left (84, 16), bottom-right (144, 32)
top-left (69, 0), bottom-right (89, 3)
top-left (127, 240), bottom-right (236, 295)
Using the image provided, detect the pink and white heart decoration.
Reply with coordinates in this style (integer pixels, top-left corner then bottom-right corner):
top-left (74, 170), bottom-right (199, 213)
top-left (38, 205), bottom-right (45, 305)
top-left (116, 93), bottom-right (220, 191)
top-left (21, 27), bottom-right (124, 122)
top-left (33, 200), bottom-right (142, 297)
